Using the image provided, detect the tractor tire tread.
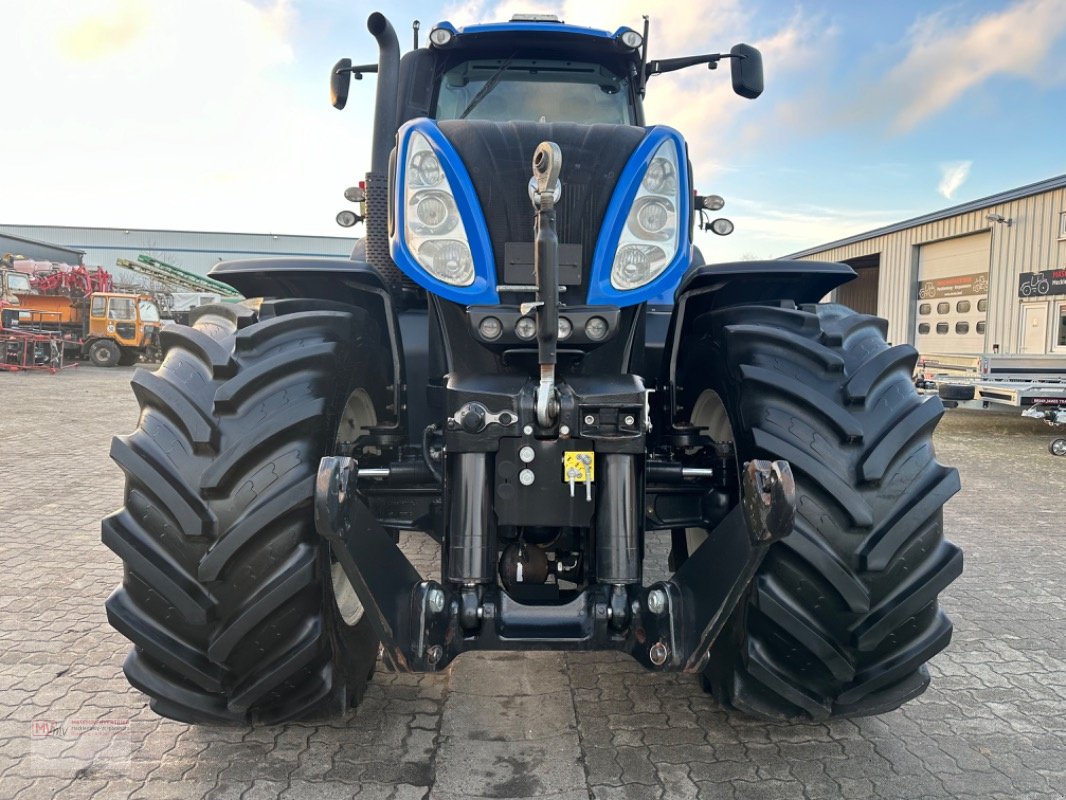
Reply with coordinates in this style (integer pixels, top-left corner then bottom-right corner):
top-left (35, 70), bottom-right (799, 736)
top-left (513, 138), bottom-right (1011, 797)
top-left (689, 302), bottom-right (961, 721)
top-left (104, 300), bottom-right (378, 725)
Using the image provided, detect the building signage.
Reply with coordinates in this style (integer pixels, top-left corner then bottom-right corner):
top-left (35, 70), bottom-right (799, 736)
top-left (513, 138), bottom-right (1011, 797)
top-left (918, 271), bottom-right (989, 300)
top-left (1017, 269), bottom-right (1066, 298)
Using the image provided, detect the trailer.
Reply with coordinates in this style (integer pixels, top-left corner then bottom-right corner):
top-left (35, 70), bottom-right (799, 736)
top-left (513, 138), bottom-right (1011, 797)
top-left (915, 352), bottom-right (1066, 409)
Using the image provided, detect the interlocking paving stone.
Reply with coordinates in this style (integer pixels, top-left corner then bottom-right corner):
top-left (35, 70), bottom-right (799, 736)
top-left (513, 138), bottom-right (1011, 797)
top-left (1, 367), bottom-right (1064, 799)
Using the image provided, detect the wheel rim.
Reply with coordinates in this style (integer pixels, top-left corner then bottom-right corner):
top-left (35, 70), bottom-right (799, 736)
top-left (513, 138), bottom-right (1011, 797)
top-left (1051, 438), bottom-right (1066, 457)
top-left (337, 388), bottom-right (378, 453)
top-left (686, 389), bottom-right (736, 554)
top-left (328, 388), bottom-right (378, 626)
top-left (331, 562), bottom-right (365, 625)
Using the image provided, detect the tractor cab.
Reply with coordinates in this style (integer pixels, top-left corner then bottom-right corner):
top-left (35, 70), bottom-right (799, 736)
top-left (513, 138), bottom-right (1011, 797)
top-left (401, 18), bottom-right (646, 126)
top-left (86, 292), bottom-right (161, 348)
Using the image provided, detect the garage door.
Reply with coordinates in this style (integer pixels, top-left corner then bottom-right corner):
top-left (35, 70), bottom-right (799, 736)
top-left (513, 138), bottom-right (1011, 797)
top-left (915, 232), bottom-right (990, 355)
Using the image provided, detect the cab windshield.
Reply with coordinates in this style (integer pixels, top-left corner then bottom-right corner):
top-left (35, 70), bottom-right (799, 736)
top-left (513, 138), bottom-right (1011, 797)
top-left (7, 273), bottom-right (31, 292)
top-left (138, 300), bottom-right (160, 322)
top-left (435, 58), bottom-right (633, 124)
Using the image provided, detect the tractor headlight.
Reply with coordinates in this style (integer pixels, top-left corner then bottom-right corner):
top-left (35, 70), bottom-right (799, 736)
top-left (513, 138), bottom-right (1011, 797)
top-left (416, 239), bottom-right (474, 285)
top-left (641, 157), bottom-right (677, 194)
top-left (404, 132), bottom-right (474, 287)
top-left (610, 140), bottom-right (682, 291)
top-left (409, 149), bottom-right (443, 187)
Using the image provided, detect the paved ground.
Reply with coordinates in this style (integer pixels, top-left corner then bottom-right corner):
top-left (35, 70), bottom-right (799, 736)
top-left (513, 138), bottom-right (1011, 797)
top-left (1, 366), bottom-right (1065, 800)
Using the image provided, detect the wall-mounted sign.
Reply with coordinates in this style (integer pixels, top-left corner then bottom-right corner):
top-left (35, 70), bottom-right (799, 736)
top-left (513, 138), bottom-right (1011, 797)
top-left (1017, 269), bottom-right (1066, 298)
top-left (918, 271), bottom-right (988, 300)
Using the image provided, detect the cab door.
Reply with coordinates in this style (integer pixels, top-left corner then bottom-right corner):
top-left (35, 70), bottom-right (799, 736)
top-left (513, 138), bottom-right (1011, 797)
top-left (88, 294), bottom-right (108, 338)
top-left (105, 296), bottom-right (138, 345)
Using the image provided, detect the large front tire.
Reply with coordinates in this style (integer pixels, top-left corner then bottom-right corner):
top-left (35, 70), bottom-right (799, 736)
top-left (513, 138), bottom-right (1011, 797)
top-left (680, 303), bottom-right (962, 720)
top-left (103, 300), bottom-right (379, 724)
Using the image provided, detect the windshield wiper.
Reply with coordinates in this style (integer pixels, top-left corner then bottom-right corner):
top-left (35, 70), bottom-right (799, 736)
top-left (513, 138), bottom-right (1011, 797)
top-left (459, 55), bottom-right (515, 119)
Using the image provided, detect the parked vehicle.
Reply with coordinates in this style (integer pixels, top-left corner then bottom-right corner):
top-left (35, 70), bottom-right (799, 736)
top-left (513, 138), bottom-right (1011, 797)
top-left (1022, 403), bottom-right (1066, 456)
top-left (916, 353), bottom-right (1066, 410)
top-left (103, 12), bottom-right (961, 726)
top-left (2, 266), bottom-right (161, 366)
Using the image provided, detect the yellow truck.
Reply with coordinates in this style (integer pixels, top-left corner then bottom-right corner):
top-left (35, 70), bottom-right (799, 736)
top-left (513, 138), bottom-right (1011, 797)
top-left (1, 269), bottom-right (161, 367)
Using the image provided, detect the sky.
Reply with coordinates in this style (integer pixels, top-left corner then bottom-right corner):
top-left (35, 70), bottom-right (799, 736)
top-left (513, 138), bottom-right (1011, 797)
top-left (2, 0), bottom-right (1066, 264)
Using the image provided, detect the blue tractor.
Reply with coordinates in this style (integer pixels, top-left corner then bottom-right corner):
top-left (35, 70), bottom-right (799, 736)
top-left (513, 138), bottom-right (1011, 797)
top-left (104, 12), bottom-right (962, 724)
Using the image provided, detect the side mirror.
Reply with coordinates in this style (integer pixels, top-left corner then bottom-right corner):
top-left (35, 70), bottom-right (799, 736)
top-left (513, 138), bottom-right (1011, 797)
top-left (730, 44), bottom-right (763, 99)
top-left (331, 58), bottom-right (352, 109)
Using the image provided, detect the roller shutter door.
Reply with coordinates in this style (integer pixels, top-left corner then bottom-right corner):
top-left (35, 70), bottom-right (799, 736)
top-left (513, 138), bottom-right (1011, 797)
top-left (914, 232), bottom-right (990, 354)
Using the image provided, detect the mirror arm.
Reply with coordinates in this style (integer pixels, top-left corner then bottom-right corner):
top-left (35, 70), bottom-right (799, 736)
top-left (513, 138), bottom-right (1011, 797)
top-left (337, 63), bottom-right (380, 80)
top-left (646, 52), bottom-right (740, 78)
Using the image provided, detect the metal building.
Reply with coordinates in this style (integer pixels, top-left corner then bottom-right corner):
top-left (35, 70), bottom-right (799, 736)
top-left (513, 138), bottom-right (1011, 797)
top-left (1, 231), bottom-right (85, 265)
top-left (0, 224), bottom-right (357, 278)
top-left (784, 174), bottom-right (1066, 357)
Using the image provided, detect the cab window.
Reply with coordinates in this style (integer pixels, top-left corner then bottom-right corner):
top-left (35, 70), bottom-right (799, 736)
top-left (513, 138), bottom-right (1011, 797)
top-left (138, 300), bottom-right (160, 323)
top-left (108, 298), bottom-right (135, 320)
top-left (435, 59), bottom-right (633, 124)
top-left (91, 296), bottom-right (107, 317)
top-left (8, 273), bottom-right (31, 292)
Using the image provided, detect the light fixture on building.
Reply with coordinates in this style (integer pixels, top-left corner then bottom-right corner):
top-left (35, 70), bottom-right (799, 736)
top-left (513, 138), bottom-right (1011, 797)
top-left (986, 213), bottom-right (1012, 227)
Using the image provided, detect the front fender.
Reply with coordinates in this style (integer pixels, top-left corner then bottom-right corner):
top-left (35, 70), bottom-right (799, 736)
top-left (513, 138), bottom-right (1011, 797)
top-left (659, 259), bottom-right (855, 422)
top-left (209, 256), bottom-right (411, 436)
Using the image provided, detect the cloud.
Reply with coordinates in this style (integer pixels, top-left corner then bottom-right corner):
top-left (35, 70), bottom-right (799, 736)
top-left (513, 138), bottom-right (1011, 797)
top-left (881, 0), bottom-right (1066, 133)
top-left (59, 0), bottom-right (152, 60)
top-left (703, 198), bottom-right (908, 260)
top-left (0, 0), bottom-right (368, 239)
top-left (439, 0), bottom-right (832, 183)
top-left (938, 161), bottom-right (972, 199)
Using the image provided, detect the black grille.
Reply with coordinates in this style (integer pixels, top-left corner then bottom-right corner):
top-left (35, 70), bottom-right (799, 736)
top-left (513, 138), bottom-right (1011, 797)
top-left (437, 121), bottom-right (646, 301)
top-left (364, 172), bottom-right (405, 295)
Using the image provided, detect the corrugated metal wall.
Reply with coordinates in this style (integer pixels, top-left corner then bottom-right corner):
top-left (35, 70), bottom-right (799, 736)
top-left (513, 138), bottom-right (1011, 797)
top-left (0, 225), bottom-right (358, 277)
top-left (0, 232), bottom-right (85, 264)
top-left (799, 186), bottom-right (1066, 351)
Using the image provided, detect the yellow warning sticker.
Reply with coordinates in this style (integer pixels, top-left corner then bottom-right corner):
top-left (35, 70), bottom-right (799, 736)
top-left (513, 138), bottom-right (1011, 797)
top-left (562, 451), bottom-right (595, 483)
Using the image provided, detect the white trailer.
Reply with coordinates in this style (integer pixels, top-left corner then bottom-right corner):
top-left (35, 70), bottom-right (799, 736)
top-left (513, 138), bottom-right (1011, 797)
top-left (914, 352), bottom-right (1066, 410)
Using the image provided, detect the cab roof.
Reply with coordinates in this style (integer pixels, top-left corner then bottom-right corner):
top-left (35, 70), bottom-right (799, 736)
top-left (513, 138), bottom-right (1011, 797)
top-left (429, 18), bottom-right (642, 61)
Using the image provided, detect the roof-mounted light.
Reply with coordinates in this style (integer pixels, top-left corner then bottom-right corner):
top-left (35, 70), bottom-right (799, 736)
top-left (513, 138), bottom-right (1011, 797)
top-left (510, 14), bottom-right (562, 22)
top-left (429, 27), bottom-right (454, 46)
top-left (619, 30), bottom-right (643, 50)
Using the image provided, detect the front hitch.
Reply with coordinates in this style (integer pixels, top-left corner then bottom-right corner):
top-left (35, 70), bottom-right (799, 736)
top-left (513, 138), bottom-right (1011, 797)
top-left (316, 452), bottom-right (796, 674)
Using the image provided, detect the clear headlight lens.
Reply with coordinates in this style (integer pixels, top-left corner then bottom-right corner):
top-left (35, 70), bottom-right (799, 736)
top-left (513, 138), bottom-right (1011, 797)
top-left (409, 191), bottom-right (459, 236)
top-left (404, 132), bottom-right (473, 286)
top-left (417, 239), bottom-right (474, 285)
top-left (614, 244), bottom-right (668, 289)
top-left (629, 197), bottom-right (675, 241)
top-left (611, 141), bottom-right (682, 291)
top-left (409, 149), bottom-right (443, 187)
top-left (641, 156), bottom-right (676, 194)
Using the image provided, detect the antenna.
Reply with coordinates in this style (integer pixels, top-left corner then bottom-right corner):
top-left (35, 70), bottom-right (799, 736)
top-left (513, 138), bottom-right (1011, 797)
top-left (638, 16), bottom-right (650, 97)
top-left (413, 20), bottom-right (420, 49)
